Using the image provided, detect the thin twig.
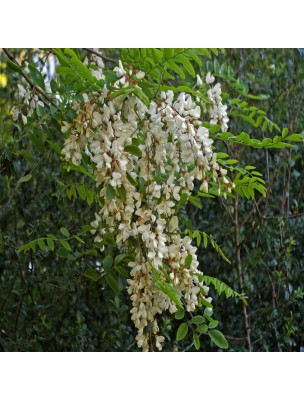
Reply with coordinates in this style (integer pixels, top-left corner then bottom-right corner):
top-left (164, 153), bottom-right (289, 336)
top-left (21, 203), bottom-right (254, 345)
top-left (2, 48), bottom-right (60, 111)
top-left (83, 48), bottom-right (116, 63)
top-left (233, 195), bottom-right (252, 352)
top-left (225, 336), bottom-right (247, 341)
top-left (260, 212), bottom-right (304, 220)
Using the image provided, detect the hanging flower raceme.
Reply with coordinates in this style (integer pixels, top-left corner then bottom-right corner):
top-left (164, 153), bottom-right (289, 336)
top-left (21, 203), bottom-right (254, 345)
top-left (60, 61), bottom-right (233, 351)
top-left (11, 83), bottom-right (45, 125)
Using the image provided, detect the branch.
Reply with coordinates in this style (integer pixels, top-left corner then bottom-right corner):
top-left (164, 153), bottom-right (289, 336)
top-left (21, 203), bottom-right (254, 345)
top-left (260, 212), bottom-right (304, 220)
top-left (83, 48), bottom-right (116, 63)
top-left (2, 48), bottom-right (60, 111)
top-left (233, 195), bottom-right (252, 352)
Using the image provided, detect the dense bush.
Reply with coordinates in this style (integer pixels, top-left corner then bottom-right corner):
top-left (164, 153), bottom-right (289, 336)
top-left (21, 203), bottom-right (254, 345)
top-left (0, 48), bottom-right (303, 351)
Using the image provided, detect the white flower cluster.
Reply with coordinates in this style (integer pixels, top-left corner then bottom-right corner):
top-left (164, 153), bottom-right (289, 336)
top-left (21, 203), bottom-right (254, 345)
top-left (61, 60), bottom-right (233, 351)
top-left (207, 74), bottom-right (229, 132)
top-left (11, 83), bottom-right (44, 125)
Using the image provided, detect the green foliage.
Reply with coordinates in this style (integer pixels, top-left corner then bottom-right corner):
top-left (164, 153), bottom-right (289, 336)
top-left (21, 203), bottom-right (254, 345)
top-left (176, 322), bottom-right (188, 341)
top-left (54, 48), bottom-right (104, 92)
top-left (208, 330), bottom-right (228, 349)
top-left (1, 48), bottom-right (303, 352)
top-left (202, 276), bottom-right (248, 305)
top-left (184, 229), bottom-right (231, 264)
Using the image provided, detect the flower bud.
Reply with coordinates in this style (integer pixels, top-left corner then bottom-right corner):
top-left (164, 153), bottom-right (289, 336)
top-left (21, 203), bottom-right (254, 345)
top-left (135, 70), bottom-right (145, 80)
top-left (200, 179), bottom-right (208, 193)
top-left (206, 72), bottom-right (215, 84)
top-left (196, 74), bottom-right (203, 87)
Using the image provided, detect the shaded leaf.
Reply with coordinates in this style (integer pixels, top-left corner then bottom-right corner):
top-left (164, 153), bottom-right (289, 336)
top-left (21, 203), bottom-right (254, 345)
top-left (208, 330), bottom-right (228, 349)
top-left (176, 323), bottom-right (188, 341)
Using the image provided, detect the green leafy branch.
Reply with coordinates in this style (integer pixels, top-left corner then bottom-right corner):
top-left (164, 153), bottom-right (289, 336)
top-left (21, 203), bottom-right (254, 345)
top-left (183, 229), bottom-right (231, 264)
top-left (213, 129), bottom-right (304, 150)
top-left (201, 275), bottom-right (248, 305)
top-left (17, 225), bottom-right (91, 255)
top-left (53, 48), bottom-right (104, 92)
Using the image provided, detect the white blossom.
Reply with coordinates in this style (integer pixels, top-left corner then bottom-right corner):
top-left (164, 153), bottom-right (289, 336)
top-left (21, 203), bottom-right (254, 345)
top-left (206, 72), bottom-right (215, 84)
top-left (58, 59), bottom-right (233, 351)
top-left (196, 74), bottom-right (203, 87)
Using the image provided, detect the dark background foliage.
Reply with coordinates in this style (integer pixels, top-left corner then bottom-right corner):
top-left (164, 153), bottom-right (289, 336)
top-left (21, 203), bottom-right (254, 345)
top-left (0, 48), bottom-right (303, 351)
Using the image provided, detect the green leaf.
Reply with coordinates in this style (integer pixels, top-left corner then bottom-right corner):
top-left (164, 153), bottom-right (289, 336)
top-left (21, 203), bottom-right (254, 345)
top-left (214, 59), bottom-right (220, 73)
top-left (152, 48), bottom-right (163, 63)
top-left (115, 254), bottom-right (127, 265)
top-left (196, 232), bottom-right (201, 246)
top-left (109, 86), bottom-right (133, 100)
top-left (46, 238), bottom-right (55, 251)
top-left (208, 330), bottom-right (228, 349)
top-left (17, 174), bottom-right (32, 185)
top-left (67, 164), bottom-right (95, 181)
top-left (186, 49), bottom-right (202, 66)
top-left (196, 324), bottom-right (208, 334)
top-left (225, 159), bottom-right (238, 165)
top-left (29, 242), bottom-right (36, 252)
top-left (103, 255), bottom-right (114, 271)
top-left (28, 64), bottom-right (45, 90)
top-left (134, 87), bottom-right (150, 107)
top-left (140, 48), bottom-right (147, 58)
top-left (175, 54), bottom-right (196, 77)
top-left (155, 281), bottom-right (183, 309)
top-left (126, 172), bottom-right (137, 187)
top-left (164, 48), bottom-right (174, 58)
top-left (175, 309), bottom-right (185, 320)
top-left (104, 234), bottom-right (116, 247)
top-left (189, 196), bottom-right (202, 209)
top-left (251, 171), bottom-right (263, 177)
top-left (106, 184), bottom-right (116, 200)
top-left (203, 233), bottom-right (208, 248)
top-left (17, 244), bottom-right (29, 254)
top-left (87, 188), bottom-right (94, 205)
top-left (76, 184), bottom-right (87, 201)
top-left (74, 236), bottom-right (85, 244)
top-left (201, 298), bottom-right (213, 308)
top-left (185, 255), bottom-right (192, 268)
top-left (117, 185), bottom-right (127, 202)
top-left (29, 133), bottom-right (45, 153)
top-left (282, 127), bottom-right (288, 138)
top-left (193, 334), bottom-right (200, 350)
top-left (209, 48), bottom-right (218, 56)
top-left (84, 268), bottom-right (100, 282)
top-left (197, 48), bottom-right (212, 58)
top-left (6, 59), bottom-right (22, 73)
top-left (191, 315), bottom-right (205, 325)
top-left (56, 247), bottom-right (70, 258)
top-left (114, 265), bottom-right (128, 278)
top-left (285, 134), bottom-right (304, 142)
top-left (209, 320), bottom-right (219, 329)
top-left (241, 93), bottom-right (270, 101)
top-left (217, 152), bottom-right (229, 159)
top-left (47, 234), bottom-right (57, 239)
top-left (60, 227), bottom-right (70, 237)
top-left (178, 193), bottom-right (188, 208)
top-left (203, 275), bottom-right (247, 304)
top-left (21, 150), bottom-right (35, 164)
top-left (176, 322), bottom-right (188, 341)
top-left (105, 275), bottom-right (120, 295)
top-left (166, 60), bottom-right (186, 79)
top-left (60, 240), bottom-right (71, 251)
top-left (46, 140), bottom-right (61, 155)
top-left (124, 145), bottom-right (142, 158)
top-left (37, 239), bottom-right (46, 251)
